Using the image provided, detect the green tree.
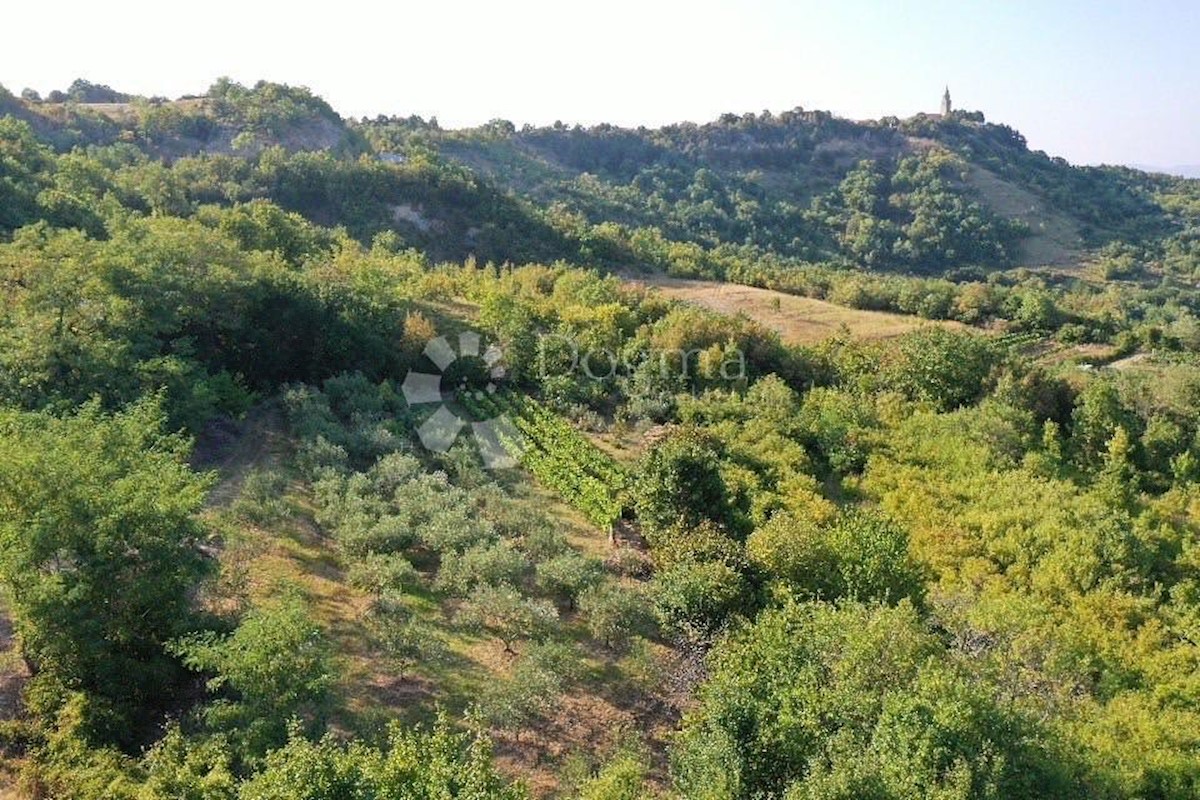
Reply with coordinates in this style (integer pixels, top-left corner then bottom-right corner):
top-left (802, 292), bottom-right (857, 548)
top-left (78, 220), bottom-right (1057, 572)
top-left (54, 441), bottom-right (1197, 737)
top-left (885, 328), bottom-right (996, 410)
top-left (571, 746), bottom-right (652, 800)
top-left (239, 714), bottom-right (524, 800)
top-left (172, 592), bottom-right (332, 759)
top-left (456, 584), bottom-right (558, 654)
top-left (366, 598), bottom-right (448, 680)
top-left (0, 117), bottom-right (53, 233)
top-left (675, 601), bottom-right (1075, 799)
top-left (748, 510), bottom-right (924, 605)
top-left (435, 540), bottom-right (529, 597)
top-left (650, 560), bottom-right (747, 640)
top-left (634, 428), bottom-right (738, 539)
top-left (346, 552), bottom-right (421, 598)
top-left (1095, 426), bottom-right (1138, 509)
top-left (0, 399), bottom-right (211, 739)
top-left (534, 552), bottom-right (604, 611)
top-left (578, 581), bottom-right (652, 650)
top-left (476, 642), bottom-right (582, 740)
top-left (1071, 379), bottom-right (1139, 469)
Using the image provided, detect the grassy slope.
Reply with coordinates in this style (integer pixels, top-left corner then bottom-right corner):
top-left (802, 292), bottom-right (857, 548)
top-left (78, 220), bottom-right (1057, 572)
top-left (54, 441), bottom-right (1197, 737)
top-left (195, 405), bottom-right (679, 797)
top-left (628, 273), bottom-right (965, 344)
top-left (964, 164), bottom-right (1085, 267)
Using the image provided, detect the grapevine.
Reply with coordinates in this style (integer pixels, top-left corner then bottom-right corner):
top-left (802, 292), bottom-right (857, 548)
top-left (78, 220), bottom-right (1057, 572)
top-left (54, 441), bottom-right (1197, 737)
top-left (458, 390), bottom-right (627, 529)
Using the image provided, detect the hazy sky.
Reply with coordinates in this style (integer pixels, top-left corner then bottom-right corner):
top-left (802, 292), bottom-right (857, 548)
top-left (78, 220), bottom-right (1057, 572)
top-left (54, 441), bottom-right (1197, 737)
top-left (4, 0), bottom-right (1197, 167)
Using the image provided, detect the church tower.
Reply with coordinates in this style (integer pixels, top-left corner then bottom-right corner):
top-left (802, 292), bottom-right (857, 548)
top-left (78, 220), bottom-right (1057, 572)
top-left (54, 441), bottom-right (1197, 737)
top-left (941, 86), bottom-right (952, 117)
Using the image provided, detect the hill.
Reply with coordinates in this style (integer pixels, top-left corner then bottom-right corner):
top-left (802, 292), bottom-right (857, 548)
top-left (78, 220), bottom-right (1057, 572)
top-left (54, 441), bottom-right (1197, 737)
top-left (6, 79), bottom-right (1200, 279)
top-left (5, 78), bottom-right (1200, 347)
top-left (6, 76), bottom-right (1200, 800)
top-left (1, 79), bottom-right (355, 156)
top-left (364, 106), bottom-right (1191, 272)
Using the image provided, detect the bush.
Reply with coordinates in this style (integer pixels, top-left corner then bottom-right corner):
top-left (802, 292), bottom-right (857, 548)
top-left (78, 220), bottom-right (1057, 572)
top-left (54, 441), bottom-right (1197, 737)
top-left (456, 584), bottom-right (558, 654)
top-left (0, 400), bottom-right (212, 743)
top-left (578, 582), bottom-right (653, 650)
top-left (650, 560), bottom-right (748, 640)
top-left (238, 714), bottom-right (524, 799)
top-left (477, 642), bottom-right (583, 738)
top-left (746, 510), bottom-right (926, 606)
top-left (171, 592), bottom-right (332, 759)
top-left (366, 599), bottom-right (448, 680)
top-left (534, 552), bottom-right (605, 610)
top-left (232, 469), bottom-right (292, 525)
top-left (435, 540), bottom-right (529, 597)
top-left (346, 552), bottom-right (421, 597)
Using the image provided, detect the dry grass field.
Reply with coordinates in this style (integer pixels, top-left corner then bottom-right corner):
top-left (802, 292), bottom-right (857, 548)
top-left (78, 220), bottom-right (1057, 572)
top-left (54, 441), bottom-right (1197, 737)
top-left (628, 274), bottom-right (964, 345)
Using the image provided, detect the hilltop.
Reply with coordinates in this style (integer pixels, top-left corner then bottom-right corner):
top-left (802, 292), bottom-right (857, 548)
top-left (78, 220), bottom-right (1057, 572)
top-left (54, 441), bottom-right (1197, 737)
top-left (5, 78), bottom-right (1199, 278)
top-left (421, 107), bottom-right (1200, 276)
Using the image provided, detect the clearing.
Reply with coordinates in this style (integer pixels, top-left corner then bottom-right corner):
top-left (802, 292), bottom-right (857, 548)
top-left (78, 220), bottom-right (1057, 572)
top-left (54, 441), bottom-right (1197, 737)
top-left (627, 274), bottom-right (962, 345)
top-left (965, 164), bottom-right (1085, 268)
top-left (193, 403), bottom-right (680, 797)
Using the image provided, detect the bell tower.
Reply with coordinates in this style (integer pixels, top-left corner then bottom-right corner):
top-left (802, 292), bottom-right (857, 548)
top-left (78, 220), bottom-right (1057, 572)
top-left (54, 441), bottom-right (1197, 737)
top-left (941, 86), bottom-right (952, 117)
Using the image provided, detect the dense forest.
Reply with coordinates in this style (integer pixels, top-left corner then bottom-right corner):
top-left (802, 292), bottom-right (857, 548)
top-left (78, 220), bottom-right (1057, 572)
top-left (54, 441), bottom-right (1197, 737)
top-left (2, 78), bottom-right (1200, 798)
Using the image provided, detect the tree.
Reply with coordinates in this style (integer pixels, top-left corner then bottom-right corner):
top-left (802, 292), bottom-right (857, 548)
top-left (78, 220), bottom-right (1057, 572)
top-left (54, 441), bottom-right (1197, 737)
top-left (239, 714), bottom-right (524, 800)
top-left (1069, 378), bottom-right (1139, 470)
top-left (0, 117), bottom-right (53, 233)
top-left (578, 581), bottom-right (652, 650)
top-left (675, 601), bottom-right (1076, 799)
top-left (885, 328), bottom-right (996, 410)
top-left (346, 552), bottom-right (421, 598)
top-left (534, 552), bottom-right (604, 610)
top-left (476, 642), bottom-right (582, 740)
top-left (746, 514), bottom-right (836, 596)
top-left (1095, 426), bottom-right (1138, 509)
top-left (366, 598), bottom-right (448, 680)
top-left (787, 663), bottom-right (1079, 799)
top-left (0, 399), bottom-right (211, 739)
top-left (634, 428), bottom-right (737, 539)
top-left (650, 560), bottom-right (747, 640)
top-left (572, 746), bottom-right (652, 800)
top-left (456, 584), bottom-right (558, 654)
top-left (435, 540), bottom-right (529, 597)
top-left (748, 510), bottom-right (925, 606)
top-left (172, 592), bottom-right (332, 759)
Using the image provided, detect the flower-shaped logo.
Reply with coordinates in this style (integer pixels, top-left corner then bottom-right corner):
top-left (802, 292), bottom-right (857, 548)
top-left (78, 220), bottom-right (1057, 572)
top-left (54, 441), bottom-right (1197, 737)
top-left (401, 331), bottom-right (521, 468)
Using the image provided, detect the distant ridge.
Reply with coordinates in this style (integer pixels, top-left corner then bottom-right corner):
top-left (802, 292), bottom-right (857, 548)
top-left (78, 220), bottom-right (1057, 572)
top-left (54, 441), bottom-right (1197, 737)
top-left (2, 77), bottom-right (1193, 272)
top-left (1133, 164), bottom-right (1200, 179)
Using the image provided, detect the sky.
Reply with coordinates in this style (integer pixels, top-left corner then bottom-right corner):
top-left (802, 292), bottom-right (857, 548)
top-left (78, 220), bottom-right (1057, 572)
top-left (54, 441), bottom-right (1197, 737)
top-left (4, 0), bottom-right (1198, 168)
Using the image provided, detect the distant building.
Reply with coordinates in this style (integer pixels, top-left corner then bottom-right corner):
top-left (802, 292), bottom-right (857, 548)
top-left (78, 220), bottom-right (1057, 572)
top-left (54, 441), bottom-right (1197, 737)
top-left (941, 86), bottom-right (952, 117)
top-left (378, 152), bottom-right (407, 164)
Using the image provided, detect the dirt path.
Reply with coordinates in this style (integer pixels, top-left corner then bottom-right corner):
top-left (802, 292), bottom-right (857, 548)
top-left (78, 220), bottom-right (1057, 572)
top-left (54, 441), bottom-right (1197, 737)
top-left (627, 274), bottom-right (960, 344)
top-left (1106, 352), bottom-right (1151, 371)
top-left (193, 404), bottom-right (286, 508)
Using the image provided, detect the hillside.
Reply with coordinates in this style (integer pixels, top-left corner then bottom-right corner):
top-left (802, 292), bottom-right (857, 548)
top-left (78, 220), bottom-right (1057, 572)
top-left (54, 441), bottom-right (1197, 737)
top-left (369, 107), bottom-right (1186, 272)
top-left (6, 79), bottom-right (1199, 279)
top-left (624, 273), bottom-right (965, 344)
top-left (6, 80), bottom-right (1200, 383)
top-left (0, 79), bottom-right (356, 156)
top-left (6, 77), bottom-right (1200, 800)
